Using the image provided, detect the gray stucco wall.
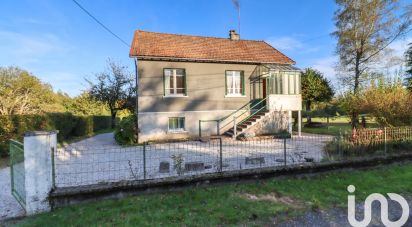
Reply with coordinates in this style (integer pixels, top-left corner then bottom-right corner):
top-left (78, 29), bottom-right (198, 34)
top-left (138, 60), bottom-right (257, 113)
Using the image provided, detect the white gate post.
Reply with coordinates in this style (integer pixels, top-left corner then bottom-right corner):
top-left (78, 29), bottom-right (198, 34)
top-left (24, 131), bottom-right (57, 215)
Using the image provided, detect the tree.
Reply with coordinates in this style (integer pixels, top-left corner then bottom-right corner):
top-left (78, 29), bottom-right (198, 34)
top-left (87, 60), bottom-right (134, 128)
top-left (301, 68), bottom-right (334, 124)
top-left (333, 0), bottom-right (412, 129)
top-left (0, 66), bottom-right (56, 115)
top-left (350, 77), bottom-right (412, 126)
top-left (63, 92), bottom-right (109, 116)
top-left (405, 43), bottom-right (412, 90)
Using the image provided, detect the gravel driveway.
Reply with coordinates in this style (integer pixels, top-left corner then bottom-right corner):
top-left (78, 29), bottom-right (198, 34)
top-left (0, 167), bottom-right (25, 221)
top-left (55, 134), bottom-right (332, 187)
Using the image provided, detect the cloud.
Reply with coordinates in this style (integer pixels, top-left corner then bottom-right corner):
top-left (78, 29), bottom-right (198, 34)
top-left (41, 71), bottom-right (87, 96)
top-left (311, 56), bottom-right (338, 81)
top-left (266, 37), bottom-right (304, 51)
top-left (0, 30), bottom-right (72, 64)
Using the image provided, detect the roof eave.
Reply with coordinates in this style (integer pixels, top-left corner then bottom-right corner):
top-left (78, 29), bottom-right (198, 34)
top-left (129, 55), bottom-right (295, 65)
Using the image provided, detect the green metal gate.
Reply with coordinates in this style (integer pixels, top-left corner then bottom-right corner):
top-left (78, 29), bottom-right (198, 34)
top-left (10, 140), bottom-right (26, 209)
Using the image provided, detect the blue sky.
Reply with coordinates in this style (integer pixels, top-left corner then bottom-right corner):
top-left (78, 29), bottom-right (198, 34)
top-left (1, 0), bottom-right (410, 96)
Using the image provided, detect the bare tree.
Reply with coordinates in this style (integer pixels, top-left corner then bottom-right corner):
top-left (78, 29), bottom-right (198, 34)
top-left (87, 60), bottom-right (134, 128)
top-left (333, 0), bottom-right (412, 128)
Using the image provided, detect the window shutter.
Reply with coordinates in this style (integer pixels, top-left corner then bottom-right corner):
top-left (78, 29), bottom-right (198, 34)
top-left (163, 69), bottom-right (166, 96)
top-left (225, 71), bottom-right (228, 95)
top-left (184, 69), bottom-right (187, 96)
top-left (241, 71), bottom-right (245, 96)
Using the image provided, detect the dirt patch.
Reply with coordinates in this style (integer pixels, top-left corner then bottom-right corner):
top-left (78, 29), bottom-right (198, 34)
top-left (238, 192), bottom-right (305, 209)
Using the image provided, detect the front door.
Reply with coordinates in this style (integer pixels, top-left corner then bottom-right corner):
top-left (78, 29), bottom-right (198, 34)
top-left (262, 79), bottom-right (267, 99)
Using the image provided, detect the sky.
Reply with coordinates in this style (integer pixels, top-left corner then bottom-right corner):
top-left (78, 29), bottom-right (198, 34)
top-left (0, 0), bottom-right (411, 96)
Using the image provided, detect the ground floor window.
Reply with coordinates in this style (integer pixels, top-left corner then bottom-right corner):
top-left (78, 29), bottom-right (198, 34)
top-left (168, 117), bottom-right (185, 131)
top-left (225, 70), bottom-right (244, 96)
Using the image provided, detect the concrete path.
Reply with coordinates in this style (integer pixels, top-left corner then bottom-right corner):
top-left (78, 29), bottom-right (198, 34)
top-left (67, 132), bottom-right (118, 148)
top-left (0, 167), bottom-right (25, 221)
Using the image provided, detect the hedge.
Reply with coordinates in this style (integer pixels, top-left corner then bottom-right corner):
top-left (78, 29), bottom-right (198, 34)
top-left (0, 113), bottom-right (111, 157)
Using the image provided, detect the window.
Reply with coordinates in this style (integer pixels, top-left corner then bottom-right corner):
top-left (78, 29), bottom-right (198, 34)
top-left (164, 68), bottom-right (186, 96)
top-left (168, 117), bottom-right (185, 132)
top-left (225, 71), bottom-right (244, 96)
top-left (267, 71), bottom-right (300, 95)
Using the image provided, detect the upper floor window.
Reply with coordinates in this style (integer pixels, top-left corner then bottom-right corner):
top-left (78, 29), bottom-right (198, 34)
top-left (164, 68), bottom-right (186, 96)
top-left (225, 70), bottom-right (244, 96)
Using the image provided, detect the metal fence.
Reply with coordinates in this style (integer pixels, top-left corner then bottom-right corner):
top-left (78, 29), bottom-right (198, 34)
top-left (52, 127), bottom-right (412, 189)
top-left (9, 140), bottom-right (26, 209)
top-left (54, 135), bottom-right (331, 188)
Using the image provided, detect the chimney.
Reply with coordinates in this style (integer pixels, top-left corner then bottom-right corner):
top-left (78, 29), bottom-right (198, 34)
top-left (229, 30), bottom-right (240, 41)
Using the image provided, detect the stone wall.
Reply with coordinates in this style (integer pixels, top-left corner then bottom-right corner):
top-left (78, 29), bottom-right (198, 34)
top-left (246, 111), bottom-right (288, 135)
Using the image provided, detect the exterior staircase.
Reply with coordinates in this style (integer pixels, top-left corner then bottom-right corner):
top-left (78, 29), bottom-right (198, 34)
top-left (223, 109), bottom-right (270, 138)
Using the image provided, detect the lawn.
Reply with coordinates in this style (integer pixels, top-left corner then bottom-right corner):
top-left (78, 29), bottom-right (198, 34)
top-left (11, 163), bottom-right (412, 226)
top-left (298, 116), bottom-right (379, 136)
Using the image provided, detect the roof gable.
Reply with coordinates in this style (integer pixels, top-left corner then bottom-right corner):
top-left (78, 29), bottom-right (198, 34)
top-left (129, 30), bottom-right (295, 65)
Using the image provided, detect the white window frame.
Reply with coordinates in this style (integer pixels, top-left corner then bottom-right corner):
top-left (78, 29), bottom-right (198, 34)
top-left (164, 68), bottom-right (186, 97)
top-left (225, 70), bottom-right (244, 97)
top-left (168, 117), bottom-right (186, 132)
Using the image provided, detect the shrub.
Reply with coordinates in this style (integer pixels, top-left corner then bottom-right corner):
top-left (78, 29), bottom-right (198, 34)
top-left (73, 116), bottom-right (94, 137)
top-left (93, 116), bottom-right (112, 131)
top-left (114, 115), bottom-right (138, 145)
top-left (273, 130), bottom-right (291, 139)
top-left (0, 113), bottom-right (112, 156)
top-left (46, 113), bottom-right (78, 141)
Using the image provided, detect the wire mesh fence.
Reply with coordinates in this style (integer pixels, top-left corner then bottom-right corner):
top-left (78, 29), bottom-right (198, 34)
top-left (53, 127), bottom-right (412, 188)
top-left (54, 135), bottom-right (333, 188)
top-left (325, 126), bottom-right (412, 160)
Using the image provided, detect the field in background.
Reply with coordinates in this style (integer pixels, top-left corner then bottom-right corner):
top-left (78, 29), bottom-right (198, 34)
top-left (297, 116), bottom-right (379, 135)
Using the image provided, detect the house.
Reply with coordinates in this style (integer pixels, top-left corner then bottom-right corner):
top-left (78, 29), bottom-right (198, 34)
top-left (129, 30), bottom-right (302, 143)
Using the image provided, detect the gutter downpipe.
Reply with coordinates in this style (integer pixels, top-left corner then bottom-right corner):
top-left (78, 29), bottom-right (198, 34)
top-left (134, 58), bottom-right (139, 142)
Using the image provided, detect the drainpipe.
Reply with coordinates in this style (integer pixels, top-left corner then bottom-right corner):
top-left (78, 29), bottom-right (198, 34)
top-left (134, 58), bottom-right (139, 141)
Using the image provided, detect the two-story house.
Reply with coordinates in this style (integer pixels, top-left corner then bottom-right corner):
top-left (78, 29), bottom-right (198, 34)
top-left (129, 30), bottom-right (302, 143)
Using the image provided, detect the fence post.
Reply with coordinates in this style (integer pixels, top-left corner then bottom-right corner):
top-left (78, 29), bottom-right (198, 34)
top-left (283, 138), bottom-right (287, 167)
top-left (199, 120), bottom-right (202, 138)
top-left (219, 137), bottom-right (223, 172)
top-left (217, 120), bottom-right (220, 136)
top-left (143, 142), bottom-right (147, 180)
top-left (384, 127), bottom-right (387, 154)
top-left (338, 129), bottom-right (342, 158)
top-left (23, 131), bottom-right (57, 215)
top-left (233, 116), bottom-right (237, 139)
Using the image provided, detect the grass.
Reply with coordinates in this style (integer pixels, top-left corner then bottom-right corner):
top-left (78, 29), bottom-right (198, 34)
top-left (11, 163), bottom-right (412, 226)
top-left (298, 116), bottom-right (379, 136)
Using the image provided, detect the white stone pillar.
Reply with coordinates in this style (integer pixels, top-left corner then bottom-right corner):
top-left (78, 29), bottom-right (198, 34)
top-left (24, 131), bottom-right (57, 215)
top-left (298, 110), bottom-right (302, 137)
top-left (288, 111), bottom-right (292, 134)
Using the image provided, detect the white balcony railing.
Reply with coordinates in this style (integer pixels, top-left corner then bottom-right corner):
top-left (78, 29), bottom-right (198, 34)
top-left (266, 94), bottom-right (302, 111)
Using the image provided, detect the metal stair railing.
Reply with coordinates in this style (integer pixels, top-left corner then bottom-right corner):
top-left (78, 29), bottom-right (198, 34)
top-left (198, 97), bottom-right (268, 138)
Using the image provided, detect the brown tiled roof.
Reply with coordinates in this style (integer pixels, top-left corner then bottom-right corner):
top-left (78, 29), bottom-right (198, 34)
top-left (129, 30), bottom-right (295, 64)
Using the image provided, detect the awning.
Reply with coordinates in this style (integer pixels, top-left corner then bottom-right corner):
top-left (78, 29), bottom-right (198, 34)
top-left (262, 64), bottom-right (301, 72)
top-left (250, 64), bottom-right (301, 81)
